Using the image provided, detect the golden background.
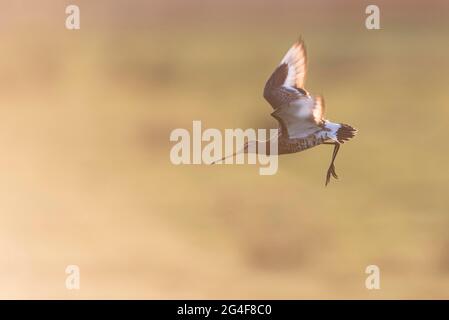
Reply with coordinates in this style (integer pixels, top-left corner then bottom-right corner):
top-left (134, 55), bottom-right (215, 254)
top-left (1, 0), bottom-right (448, 298)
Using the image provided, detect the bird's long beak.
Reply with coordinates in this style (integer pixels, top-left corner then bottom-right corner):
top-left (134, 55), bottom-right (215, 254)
top-left (210, 142), bottom-right (250, 165)
top-left (210, 151), bottom-right (238, 165)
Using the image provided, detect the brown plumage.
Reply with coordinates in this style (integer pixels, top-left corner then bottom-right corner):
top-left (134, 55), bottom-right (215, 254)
top-left (216, 38), bottom-right (357, 185)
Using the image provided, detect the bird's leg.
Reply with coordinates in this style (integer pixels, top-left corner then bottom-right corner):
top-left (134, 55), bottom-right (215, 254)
top-left (323, 142), bottom-right (340, 186)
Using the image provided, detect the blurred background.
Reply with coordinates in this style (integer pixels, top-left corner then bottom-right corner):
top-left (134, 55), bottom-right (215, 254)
top-left (0, 0), bottom-right (448, 299)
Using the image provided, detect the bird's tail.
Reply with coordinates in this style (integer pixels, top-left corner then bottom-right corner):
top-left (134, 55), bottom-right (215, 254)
top-left (336, 123), bottom-right (357, 143)
top-left (324, 122), bottom-right (357, 144)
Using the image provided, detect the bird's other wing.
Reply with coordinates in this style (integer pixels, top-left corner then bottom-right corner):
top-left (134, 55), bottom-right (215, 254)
top-left (280, 38), bottom-right (307, 90)
top-left (263, 38), bottom-right (308, 109)
top-left (271, 95), bottom-right (324, 139)
top-left (312, 95), bottom-right (325, 124)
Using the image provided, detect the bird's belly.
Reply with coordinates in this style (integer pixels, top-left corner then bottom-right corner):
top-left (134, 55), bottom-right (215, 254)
top-left (280, 131), bottom-right (329, 154)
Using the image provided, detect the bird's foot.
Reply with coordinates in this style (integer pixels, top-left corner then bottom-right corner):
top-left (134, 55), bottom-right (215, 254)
top-left (325, 163), bottom-right (339, 186)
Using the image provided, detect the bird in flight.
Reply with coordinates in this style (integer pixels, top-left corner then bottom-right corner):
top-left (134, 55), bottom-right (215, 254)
top-left (216, 38), bottom-right (357, 185)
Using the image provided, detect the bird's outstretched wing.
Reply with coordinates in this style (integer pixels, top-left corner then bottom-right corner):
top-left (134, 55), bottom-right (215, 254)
top-left (271, 95), bottom-right (325, 139)
top-left (263, 38), bottom-right (308, 109)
